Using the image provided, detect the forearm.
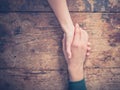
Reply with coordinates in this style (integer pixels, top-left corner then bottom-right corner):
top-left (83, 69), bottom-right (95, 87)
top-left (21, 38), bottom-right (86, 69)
top-left (48, 0), bottom-right (74, 33)
top-left (68, 66), bottom-right (87, 90)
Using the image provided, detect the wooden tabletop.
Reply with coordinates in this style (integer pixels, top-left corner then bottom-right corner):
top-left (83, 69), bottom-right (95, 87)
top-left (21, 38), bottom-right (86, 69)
top-left (0, 0), bottom-right (120, 90)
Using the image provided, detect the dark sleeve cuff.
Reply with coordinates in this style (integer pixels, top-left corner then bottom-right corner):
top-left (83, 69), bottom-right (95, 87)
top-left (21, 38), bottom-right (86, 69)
top-left (69, 79), bottom-right (87, 90)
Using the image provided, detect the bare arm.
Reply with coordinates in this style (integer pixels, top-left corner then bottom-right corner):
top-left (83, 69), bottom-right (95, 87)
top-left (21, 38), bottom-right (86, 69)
top-left (48, 0), bottom-right (74, 58)
top-left (48, 0), bottom-right (74, 33)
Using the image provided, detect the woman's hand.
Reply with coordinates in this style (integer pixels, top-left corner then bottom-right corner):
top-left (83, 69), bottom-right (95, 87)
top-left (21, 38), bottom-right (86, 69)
top-left (64, 26), bottom-right (74, 59)
top-left (62, 23), bottom-right (91, 81)
top-left (48, 0), bottom-right (75, 58)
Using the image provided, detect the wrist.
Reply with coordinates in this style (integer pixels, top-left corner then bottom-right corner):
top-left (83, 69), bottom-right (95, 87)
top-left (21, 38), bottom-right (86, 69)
top-left (68, 66), bottom-right (84, 82)
top-left (62, 24), bottom-right (74, 34)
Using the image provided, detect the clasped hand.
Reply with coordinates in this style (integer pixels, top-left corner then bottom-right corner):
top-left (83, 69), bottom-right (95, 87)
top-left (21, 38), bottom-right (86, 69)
top-left (62, 23), bottom-right (91, 81)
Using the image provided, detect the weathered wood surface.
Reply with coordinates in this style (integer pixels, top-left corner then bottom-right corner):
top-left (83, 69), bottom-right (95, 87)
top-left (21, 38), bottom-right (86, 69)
top-left (0, 0), bottom-right (120, 12)
top-left (86, 68), bottom-right (120, 90)
top-left (0, 68), bottom-right (120, 90)
top-left (0, 70), bottom-right (68, 90)
top-left (0, 0), bottom-right (120, 90)
top-left (0, 13), bottom-right (120, 69)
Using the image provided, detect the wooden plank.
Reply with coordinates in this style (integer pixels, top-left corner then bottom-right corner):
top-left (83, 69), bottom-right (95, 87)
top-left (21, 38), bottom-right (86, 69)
top-left (0, 13), bottom-right (119, 38)
top-left (0, 68), bottom-right (120, 90)
top-left (0, 13), bottom-right (119, 48)
top-left (0, 0), bottom-right (119, 12)
top-left (0, 13), bottom-right (120, 69)
top-left (0, 29), bottom-right (120, 69)
top-left (0, 70), bottom-right (68, 90)
top-left (0, 1), bottom-right (120, 90)
top-left (0, 35), bottom-right (120, 69)
top-left (86, 68), bottom-right (120, 90)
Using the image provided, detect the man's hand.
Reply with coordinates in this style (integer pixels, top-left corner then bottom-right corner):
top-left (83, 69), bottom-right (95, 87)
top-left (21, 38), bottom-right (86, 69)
top-left (62, 23), bottom-right (90, 81)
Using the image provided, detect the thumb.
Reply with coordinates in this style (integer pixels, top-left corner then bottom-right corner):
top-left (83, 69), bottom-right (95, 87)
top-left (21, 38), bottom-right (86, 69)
top-left (65, 34), bottom-right (72, 59)
top-left (72, 23), bottom-right (81, 44)
top-left (66, 41), bottom-right (71, 59)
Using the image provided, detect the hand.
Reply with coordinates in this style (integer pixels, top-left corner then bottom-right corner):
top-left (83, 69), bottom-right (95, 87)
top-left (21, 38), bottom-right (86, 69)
top-left (62, 23), bottom-right (90, 81)
top-left (64, 27), bottom-right (74, 59)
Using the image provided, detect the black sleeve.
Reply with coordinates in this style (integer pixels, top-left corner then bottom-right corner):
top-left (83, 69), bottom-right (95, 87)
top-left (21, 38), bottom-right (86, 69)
top-left (68, 79), bottom-right (87, 90)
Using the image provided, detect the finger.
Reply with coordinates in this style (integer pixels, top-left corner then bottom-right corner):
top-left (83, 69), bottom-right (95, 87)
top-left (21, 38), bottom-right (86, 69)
top-left (87, 47), bottom-right (91, 51)
top-left (62, 36), bottom-right (66, 52)
top-left (72, 23), bottom-right (81, 45)
top-left (80, 29), bottom-right (86, 43)
top-left (66, 41), bottom-right (71, 59)
top-left (64, 33), bottom-right (72, 58)
top-left (81, 28), bottom-right (88, 45)
top-left (62, 34), bottom-right (65, 45)
top-left (62, 36), bottom-right (68, 60)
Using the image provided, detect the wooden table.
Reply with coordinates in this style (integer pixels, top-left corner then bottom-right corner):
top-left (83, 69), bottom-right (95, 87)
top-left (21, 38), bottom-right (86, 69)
top-left (0, 0), bottom-right (120, 90)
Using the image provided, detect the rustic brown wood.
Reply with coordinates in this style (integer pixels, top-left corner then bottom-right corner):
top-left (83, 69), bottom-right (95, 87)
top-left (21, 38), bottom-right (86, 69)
top-left (0, 13), bottom-right (120, 70)
top-left (0, 1), bottom-right (120, 90)
top-left (86, 68), bottom-right (120, 90)
top-left (0, 70), bottom-right (68, 90)
top-left (0, 68), bottom-right (120, 90)
top-left (0, 0), bottom-right (119, 12)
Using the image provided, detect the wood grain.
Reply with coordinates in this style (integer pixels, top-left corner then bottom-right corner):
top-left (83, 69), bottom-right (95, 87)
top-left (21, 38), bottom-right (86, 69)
top-left (0, 0), bottom-right (119, 12)
top-left (0, 13), bottom-right (119, 70)
top-left (0, 1), bottom-right (120, 90)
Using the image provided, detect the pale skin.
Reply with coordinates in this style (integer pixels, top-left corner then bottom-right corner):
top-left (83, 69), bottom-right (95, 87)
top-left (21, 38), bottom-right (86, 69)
top-left (48, 0), bottom-right (74, 58)
top-left (63, 23), bottom-right (90, 81)
top-left (48, 0), bottom-right (91, 81)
